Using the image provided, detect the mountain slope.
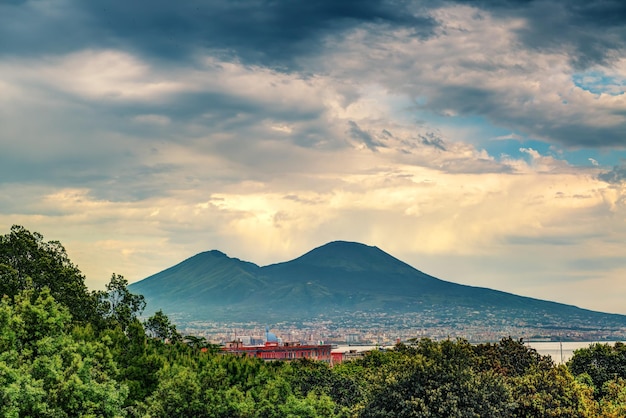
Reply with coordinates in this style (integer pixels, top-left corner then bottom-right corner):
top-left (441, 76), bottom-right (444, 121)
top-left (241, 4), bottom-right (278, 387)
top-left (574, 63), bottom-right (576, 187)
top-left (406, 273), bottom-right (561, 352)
top-left (129, 241), bottom-right (626, 331)
top-left (131, 250), bottom-right (265, 312)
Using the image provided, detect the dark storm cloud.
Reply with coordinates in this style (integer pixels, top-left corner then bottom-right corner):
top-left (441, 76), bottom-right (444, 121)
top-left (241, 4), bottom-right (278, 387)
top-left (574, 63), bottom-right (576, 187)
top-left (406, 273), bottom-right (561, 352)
top-left (536, 124), bottom-right (626, 148)
top-left (0, 1), bottom-right (98, 57)
top-left (11, 0), bottom-right (626, 68)
top-left (568, 256), bottom-right (626, 272)
top-left (449, 0), bottom-right (626, 69)
top-left (0, 0), bottom-right (436, 68)
top-left (90, 0), bottom-right (437, 68)
top-left (3, 0), bottom-right (624, 72)
top-left (3, 0), bottom-right (625, 155)
top-left (423, 86), bottom-right (498, 116)
top-left (111, 91), bottom-right (312, 131)
top-left (516, 1), bottom-right (626, 69)
top-left (0, 155), bottom-right (109, 186)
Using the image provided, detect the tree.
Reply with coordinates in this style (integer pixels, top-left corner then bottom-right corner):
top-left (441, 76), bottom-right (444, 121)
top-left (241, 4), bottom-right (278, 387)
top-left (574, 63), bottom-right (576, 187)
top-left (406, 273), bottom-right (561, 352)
top-left (185, 335), bottom-right (208, 349)
top-left (279, 392), bottom-right (339, 418)
top-left (0, 225), bottom-right (96, 323)
top-left (598, 378), bottom-right (626, 417)
top-left (568, 342), bottom-right (626, 396)
top-left (144, 309), bottom-right (181, 342)
top-left (509, 365), bottom-right (596, 417)
top-left (474, 337), bottom-right (553, 377)
top-left (141, 364), bottom-right (207, 417)
top-left (359, 340), bottom-right (514, 417)
top-left (288, 358), bottom-right (363, 409)
top-left (95, 273), bottom-right (146, 332)
top-left (0, 264), bottom-right (26, 301)
top-left (0, 289), bottom-right (128, 417)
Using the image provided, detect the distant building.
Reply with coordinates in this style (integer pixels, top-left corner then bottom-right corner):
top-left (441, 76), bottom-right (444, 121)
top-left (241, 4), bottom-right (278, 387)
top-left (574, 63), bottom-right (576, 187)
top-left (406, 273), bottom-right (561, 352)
top-left (222, 326), bottom-right (332, 363)
top-left (330, 348), bottom-right (366, 365)
top-left (331, 351), bottom-right (344, 364)
top-left (223, 340), bottom-right (332, 363)
top-left (331, 344), bottom-right (394, 365)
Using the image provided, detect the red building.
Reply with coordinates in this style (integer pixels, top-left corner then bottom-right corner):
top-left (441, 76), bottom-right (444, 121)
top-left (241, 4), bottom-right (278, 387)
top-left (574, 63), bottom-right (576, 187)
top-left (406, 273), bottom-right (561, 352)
top-left (223, 341), bottom-right (332, 363)
top-left (331, 351), bottom-right (344, 365)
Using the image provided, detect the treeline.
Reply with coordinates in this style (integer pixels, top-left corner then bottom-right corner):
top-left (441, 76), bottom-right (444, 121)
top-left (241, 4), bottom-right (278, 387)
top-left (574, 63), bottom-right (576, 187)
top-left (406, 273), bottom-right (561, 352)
top-left (2, 226), bottom-right (626, 417)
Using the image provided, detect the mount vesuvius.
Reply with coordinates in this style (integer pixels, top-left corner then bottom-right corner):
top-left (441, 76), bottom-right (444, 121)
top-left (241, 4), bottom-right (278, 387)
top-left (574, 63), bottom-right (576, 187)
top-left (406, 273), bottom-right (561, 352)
top-left (129, 241), bottom-right (626, 334)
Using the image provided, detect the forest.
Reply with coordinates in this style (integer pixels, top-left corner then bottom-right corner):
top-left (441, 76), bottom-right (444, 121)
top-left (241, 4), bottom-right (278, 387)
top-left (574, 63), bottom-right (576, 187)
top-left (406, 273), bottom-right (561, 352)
top-left (2, 225), bottom-right (626, 417)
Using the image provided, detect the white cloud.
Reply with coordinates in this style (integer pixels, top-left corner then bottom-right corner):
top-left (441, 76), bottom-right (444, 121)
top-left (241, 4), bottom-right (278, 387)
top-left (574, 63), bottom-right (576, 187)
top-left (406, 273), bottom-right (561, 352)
top-left (3, 143), bottom-right (622, 311)
top-left (2, 3), bottom-right (626, 315)
top-left (320, 5), bottom-right (626, 147)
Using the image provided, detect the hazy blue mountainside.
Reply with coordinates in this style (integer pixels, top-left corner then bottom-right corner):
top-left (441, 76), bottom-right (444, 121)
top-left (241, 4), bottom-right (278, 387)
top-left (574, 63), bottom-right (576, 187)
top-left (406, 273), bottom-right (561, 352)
top-left (129, 241), bottom-right (626, 329)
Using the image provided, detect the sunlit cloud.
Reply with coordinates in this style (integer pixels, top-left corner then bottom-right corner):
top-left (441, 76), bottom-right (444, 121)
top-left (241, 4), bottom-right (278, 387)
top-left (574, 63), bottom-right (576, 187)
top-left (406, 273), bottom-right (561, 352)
top-left (2, 0), bottom-right (626, 315)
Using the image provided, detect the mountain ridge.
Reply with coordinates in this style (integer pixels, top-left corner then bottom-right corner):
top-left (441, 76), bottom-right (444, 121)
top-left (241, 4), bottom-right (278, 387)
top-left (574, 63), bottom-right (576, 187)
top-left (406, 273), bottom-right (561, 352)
top-left (129, 241), bottom-right (626, 333)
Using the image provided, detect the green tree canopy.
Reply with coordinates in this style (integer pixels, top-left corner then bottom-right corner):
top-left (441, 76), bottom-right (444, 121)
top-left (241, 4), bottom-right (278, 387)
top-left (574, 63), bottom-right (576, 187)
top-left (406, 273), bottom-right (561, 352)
top-left (0, 225), bottom-right (95, 323)
top-left (95, 273), bottom-right (146, 332)
top-left (0, 289), bottom-right (128, 417)
top-left (144, 309), bottom-right (181, 342)
top-left (568, 342), bottom-right (626, 396)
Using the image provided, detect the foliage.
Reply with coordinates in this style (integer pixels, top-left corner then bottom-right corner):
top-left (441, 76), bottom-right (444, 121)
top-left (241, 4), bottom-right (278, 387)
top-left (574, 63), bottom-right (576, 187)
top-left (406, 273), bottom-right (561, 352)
top-left (95, 273), bottom-right (146, 332)
top-left (0, 289), bottom-right (127, 417)
top-left (509, 365), bottom-right (596, 417)
top-left (3, 225), bottom-right (626, 417)
top-left (568, 342), bottom-right (626, 396)
top-left (288, 357), bottom-right (363, 409)
top-left (0, 225), bottom-right (96, 323)
top-left (568, 342), bottom-right (626, 417)
top-left (144, 309), bottom-right (181, 342)
top-left (354, 340), bottom-right (514, 418)
top-left (597, 378), bottom-right (626, 417)
top-left (473, 336), bottom-right (554, 376)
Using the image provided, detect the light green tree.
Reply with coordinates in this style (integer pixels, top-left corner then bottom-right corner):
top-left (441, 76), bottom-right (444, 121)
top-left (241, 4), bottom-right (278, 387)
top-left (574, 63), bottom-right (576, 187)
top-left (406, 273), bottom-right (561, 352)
top-left (0, 289), bottom-right (128, 417)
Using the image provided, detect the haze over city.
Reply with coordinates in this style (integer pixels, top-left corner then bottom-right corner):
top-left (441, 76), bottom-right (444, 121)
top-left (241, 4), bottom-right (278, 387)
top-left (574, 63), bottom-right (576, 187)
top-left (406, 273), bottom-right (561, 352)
top-left (1, 0), bottom-right (626, 314)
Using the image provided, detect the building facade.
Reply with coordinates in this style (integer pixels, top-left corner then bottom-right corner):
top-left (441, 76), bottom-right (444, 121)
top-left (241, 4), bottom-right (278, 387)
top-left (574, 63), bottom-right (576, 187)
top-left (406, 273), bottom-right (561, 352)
top-left (223, 341), bottom-right (333, 363)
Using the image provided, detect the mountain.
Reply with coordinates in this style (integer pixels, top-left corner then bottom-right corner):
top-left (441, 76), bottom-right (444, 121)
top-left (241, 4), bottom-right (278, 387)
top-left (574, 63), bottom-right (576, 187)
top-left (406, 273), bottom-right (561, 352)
top-left (129, 241), bottom-right (626, 334)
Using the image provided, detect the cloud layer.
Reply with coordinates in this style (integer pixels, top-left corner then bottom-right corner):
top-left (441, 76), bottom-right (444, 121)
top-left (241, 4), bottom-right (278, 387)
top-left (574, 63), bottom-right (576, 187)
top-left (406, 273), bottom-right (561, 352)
top-left (2, 0), bottom-right (626, 314)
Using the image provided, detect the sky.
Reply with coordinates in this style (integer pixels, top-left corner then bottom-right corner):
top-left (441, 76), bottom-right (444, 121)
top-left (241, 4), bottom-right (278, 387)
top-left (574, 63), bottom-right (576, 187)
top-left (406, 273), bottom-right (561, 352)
top-left (2, 0), bottom-right (626, 314)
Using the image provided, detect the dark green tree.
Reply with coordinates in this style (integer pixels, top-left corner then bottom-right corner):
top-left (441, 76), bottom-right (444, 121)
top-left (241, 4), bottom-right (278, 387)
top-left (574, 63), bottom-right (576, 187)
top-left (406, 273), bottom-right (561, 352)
top-left (144, 309), bottom-right (182, 342)
top-left (0, 225), bottom-right (96, 322)
top-left (568, 342), bottom-right (626, 396)
top-left (101, 318), bottom-right (166, 407)
top-left (95, 273), bottom-right (146, 332)
top-left (473, 337), bottom-right (554, 377)
top-left (359, 340), bottom-right (514, 418)
top-left (140, 364), bottom-right (208, 417)
top-left (288, 358), bottom-right (363, 409)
